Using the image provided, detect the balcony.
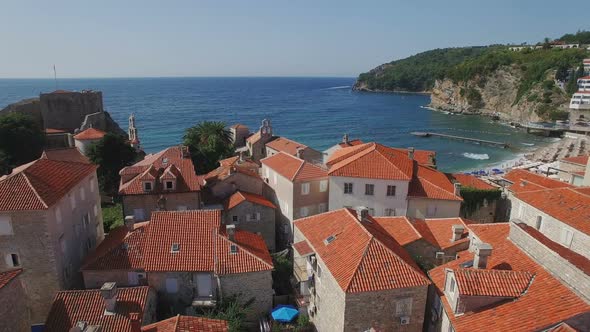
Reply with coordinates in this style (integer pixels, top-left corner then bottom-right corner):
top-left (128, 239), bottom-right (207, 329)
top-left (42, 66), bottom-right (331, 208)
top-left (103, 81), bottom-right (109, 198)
top-left (192, 296), bottom-right (216, 308)
top-left (294, 263), bottom-right (312, 282)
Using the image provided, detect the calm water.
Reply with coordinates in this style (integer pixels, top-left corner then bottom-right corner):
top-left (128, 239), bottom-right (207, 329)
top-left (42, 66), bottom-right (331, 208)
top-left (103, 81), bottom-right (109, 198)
top-left (0, 77), bottom-right (554, 172)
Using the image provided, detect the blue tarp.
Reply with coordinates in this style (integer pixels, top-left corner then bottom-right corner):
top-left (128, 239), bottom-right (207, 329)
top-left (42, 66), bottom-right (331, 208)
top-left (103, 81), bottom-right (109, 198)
top-left (271, 305), bottom-right (299, 323)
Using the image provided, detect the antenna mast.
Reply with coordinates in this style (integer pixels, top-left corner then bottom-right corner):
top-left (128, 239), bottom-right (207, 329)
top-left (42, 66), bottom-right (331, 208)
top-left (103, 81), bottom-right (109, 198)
top-left (53, 65), bottom-right (57, 90)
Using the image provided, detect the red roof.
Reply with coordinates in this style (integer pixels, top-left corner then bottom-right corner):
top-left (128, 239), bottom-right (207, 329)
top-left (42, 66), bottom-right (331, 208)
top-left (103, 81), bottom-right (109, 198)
top-left (142, 211), bottom-right (272, 274)
top-left (409, 165), bottom-right (462, 201)
top-left (327, 142), bottom-right (435, 168)
top-left (293, 241), bottom-right (314, 256)
top-left (0, 269), bottom-right (22, 290)
top-left (229, 124), bottom-right (248, 130)
top-left (560, 155), bottom-right (589, 166)
top-left (119, 146), bottom-right (201, 195)
top-left (578, 76), bottom-right (590, 79)
top-left (266, 137), bottom-right (310, 156)
top-left (74, 127), bottom-right (107, 141)
top-left (514, 188), bottom-right (590, 235)
top-left (44, 286), bottom-right (152, 332)
top-left (446, 173), bottom-right (496, 190)
top-left (453, 268), bottom-right (534, 297)
top-left (203, 156), bottom-right (261, 184)
top-left (142, 315), bottom-right (229, 332)
top-left (0, 156), bottom-right (97, 211)
top-left (225, 191), bottom-right (276, 210)
top-left (82, 223), bottom-right (147, 271)
top-left (503, 169), bottom-right (572, 193)
top-left (261, 152), bottom-right (327, 182)
top-left (338, 139), bottom-right (363, 148)
top-left (45, 128), bottom-right (66, 134)
top-left (371, 217), bottom-right (422, 246)
top-left (429, 223), bottom-right (590, 332)
top-left (412, 218), bottom-right (470, 249)
top-left (246, 131), bottom-right (262, 144)
top-left (328, 143), bottom-right (414, 180)
top-left (41, 147), bottom-right (91, 164)
top-left (295, 209), bottom-right (430, 293)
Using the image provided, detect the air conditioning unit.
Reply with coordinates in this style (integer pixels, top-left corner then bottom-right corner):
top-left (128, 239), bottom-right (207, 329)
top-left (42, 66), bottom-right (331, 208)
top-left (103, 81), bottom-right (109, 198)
top-left (435, 252), bottom-right (445, 259)
top-left (400, 316), bottom-right (410, 325)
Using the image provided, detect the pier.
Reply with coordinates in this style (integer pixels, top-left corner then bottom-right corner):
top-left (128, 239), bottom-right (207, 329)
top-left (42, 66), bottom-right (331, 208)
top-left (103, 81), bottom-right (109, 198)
top-left (411, 132), bottom-right (509, 148)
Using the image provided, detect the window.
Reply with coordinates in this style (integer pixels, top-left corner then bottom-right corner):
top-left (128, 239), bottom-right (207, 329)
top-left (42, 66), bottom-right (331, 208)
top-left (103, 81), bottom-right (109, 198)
top-left (319, 180), bottom-right (328, 192)
top-left (535, 216), bottom-right (542, 230)
top-left (561, 228), bottom-right (574, 247)
top-left (265, 168), bottom-right (270, 179)
top-left (449, 277), bottom-right (455, 293)
top-left (255, 212), bottom-right (261, 221)
top-left (165, 278), bottom-right (179, 293)
top-left (344, 183), bottom-right (353, 194)
top-left (427, 205), bottom-right (437, 217)
top-left (0, 216), bottom-right (13, 235)
top-left (385, 208), bottom-right (396, 216)
top-left (301, 183), bottom-right (310, 195)
top-left (93, 205), bottom-right (98, 218)
top-left (133, 209), bottom-right (146, 221)
top-left (368, 208), bottom-right (375, 216)
top-left (300, 207), bottom-right (309, 217)
top-left (171, 243), bottom-right (180, 253)
top-left (177, 206), bottom-right (187, 211)
top-left (70, 194), bottom-right (76, 210)
top-left (365, 184), bottom-right (374, 196)
top-left (128, 272), bottom-right (139, 286)
top-left (165, 181), bottom-right (174, 190)
top-left (5, 253), bottom-right (20, 267)
top-left (318, 203), bottom-right (327, 213)
top-left (386, 185), bottom-right (396, 196)
top-left (396, 298), bottom-right (413, 317)
top-left (143, 181), bottom-right (153, 192)
top-left (230, 244), bottom-right (239, 254)
top-left (90, 178), bottom-right (95, 193)
top-left (83, 213), bottom-right (90, 228)
top-left (80, 187), bottom-right (86, 201)
top-left (232, 215), bottom-right (238, 222)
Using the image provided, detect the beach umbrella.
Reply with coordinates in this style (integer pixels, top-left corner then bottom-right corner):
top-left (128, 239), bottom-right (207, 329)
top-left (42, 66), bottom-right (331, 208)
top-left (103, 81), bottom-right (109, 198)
top-left (271, 305), bottom-right (299, 323)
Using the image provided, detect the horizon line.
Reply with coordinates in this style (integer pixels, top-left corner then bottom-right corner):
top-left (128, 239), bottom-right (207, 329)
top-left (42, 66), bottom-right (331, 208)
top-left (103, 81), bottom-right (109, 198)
top-left (0, 75), bottom-right (358, 80)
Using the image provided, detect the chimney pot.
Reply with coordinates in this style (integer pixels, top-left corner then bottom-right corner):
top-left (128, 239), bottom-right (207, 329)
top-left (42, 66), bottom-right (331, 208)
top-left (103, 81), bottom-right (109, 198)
top-left (124, 216), bottom-right (135, 231)
top-left (226, 224), bottom-right (236, 241)
top-left (130, 313), bottom-right (141, 332)
top-left (296, 147), bottom-right (304, 160)
top-left (343, 133), bottom-right (349, 144)
top-left (408, 147), bottom-right (415, 160)
top-left (473, 243), bottom-right (493, 269)
top-left (454, 183), bottom-right (462, 196)
top-left (100, 282), bottom-right (117, 313)
top-left (451, 224), bottom-right (465, 242)
top-left (355, 206), bottom-right (370, 222)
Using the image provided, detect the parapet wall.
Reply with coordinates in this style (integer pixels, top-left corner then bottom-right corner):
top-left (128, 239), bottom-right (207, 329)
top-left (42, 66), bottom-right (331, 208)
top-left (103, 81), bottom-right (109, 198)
top-left (40, 91), bottom-right (103, 132)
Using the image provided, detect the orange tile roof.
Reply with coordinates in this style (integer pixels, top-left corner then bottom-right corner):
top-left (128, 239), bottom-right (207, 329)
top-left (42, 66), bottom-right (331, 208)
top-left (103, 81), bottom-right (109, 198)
top-left (295, 209), bottom-right (430, 293)
top-left (412, 218), bottom-right (470, 249)
top-left (327, 142), bottom-right (435, 167)
top-left (453, 268), bottom-right (534, 297)
top-left (429, 223), bottom-right (590, 332)
top-left (225, 191), bottom-right (276, 210)
top-left (504, 169), bottom-right (572, 193)
top-left (560, 155), bottom-right (589, 166)
top-left (0, 268), bottom-right (22, 290)
top-left (229, 123), bottom-right (248, 130)
top-left (119, 146), bottom-right (201, 195)
top-left (261, 152), bottom-right (327, 182)
top-left (409, 165), bottom-right (462, 201)
top-left (41, 147), bottom-right (91, 164)
top-left (142, 211), bottom-right (272, 274)
top-left (246, 131), bottom-right (261, 144)
top-left (44, 286), bottom-right (152, 332)
top-left (514, 187), bottom-right (590, 235)
top-left (266, 137), bottom-right (310, 156)
top-left (74, 127), bottom-right (107, 140)
top-left (328, 143), bottom-right (414, 180)
top-left (293, 241), bottom-right (314, 256)
top-left (142, 315), bottom-right (229, 332)
top-left (0, 157), bottom-right (97, 211)
top-left (82, 223), bottom-right (147, 271)
top-left (203, 157), bottom-right (261, 184)
top-left (371, 217), bottom-right (422, 246)
top-left (338, 139), bottom-right (363, 148)
top-left (446, 173), bottom-right (496, 190)
top-left (45, 128), bottom-right (66, 134)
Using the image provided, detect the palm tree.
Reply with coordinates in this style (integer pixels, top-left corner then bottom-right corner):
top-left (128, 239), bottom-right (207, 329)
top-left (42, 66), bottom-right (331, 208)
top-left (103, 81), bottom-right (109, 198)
top-left (183, 121), bottom-right (233, 173)
top-left (542, 37), bottom-right (552, 50)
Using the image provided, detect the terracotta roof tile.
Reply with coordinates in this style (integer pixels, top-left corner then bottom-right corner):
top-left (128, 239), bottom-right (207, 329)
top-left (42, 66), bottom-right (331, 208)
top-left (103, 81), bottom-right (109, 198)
top-left (504, 169), bottom-right (572, 193)
top-left (0, 269), bottom-right (22, 289)
top-left (74, 127), bottom-right (107, 140)
top-left (371, 217), bottom-right (422, 246)
top-left (514, 187), bottom-right (590, 235)
top-left (0, 157), bottom-right (97, 211)
top-left (266, 137), bottom-right (309, 156)
top-left (560, 155), bottom-right (589, 166)
top-left (453, 268), bottom-right (534, 297)
top-left (412, 218), bottom-right (470, 249)
top-left (225, 191), bottom-right (276, 210)
top-left (44, 286), bottom-right (152, 332)
top-left (327, 142), bottom-right (435, 167)
top-left (45, 128), bottom-right (66, 134)
top-left (82, 223), bottom-right (147, 271)
top-left (204, 157), bottom-right (261, 185)
top-left (229, 124), bottom-right (248, 130)
top-left (328, 143), bottom-right (414, 180)
top-left (338, 139), bottom-right (363, 148)
top-left (246, 131), bottom-right (261, 144)
top-left (295, 209), bottom-right (430, 293)
top-left (41, 148), bottom-right (91, 164)
top-left (409, 165), bottom-right (462, 201)
top-left (142, 315), bottom-right (229, 332)
top-left (428, 223), bottom-right (590, 332)
top-left (293, 241), bottom-right (314, 256)
top-left (119, 146), bottom-right (201, 195)
top-left (261, 152), bottom-right (327, 182)
top-left (446, 173), bottom-right (496, 190)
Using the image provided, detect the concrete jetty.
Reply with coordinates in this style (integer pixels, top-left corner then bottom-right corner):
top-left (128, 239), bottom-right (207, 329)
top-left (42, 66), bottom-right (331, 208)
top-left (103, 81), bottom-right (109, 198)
top-left (411, 132), bottom-right (509, 148)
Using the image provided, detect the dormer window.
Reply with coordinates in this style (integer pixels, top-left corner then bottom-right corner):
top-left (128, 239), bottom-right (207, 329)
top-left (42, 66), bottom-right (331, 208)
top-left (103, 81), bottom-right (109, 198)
top-left (143, 181), bottom-right (153, 192)
top-left (324, 235), bottom-right (336, 245)
top-left (165, 180), bottom-right (175, 190)
top-left (171, 243), bottom-right (180, 253)
top-left (230, 244), bottom-right (239, 254)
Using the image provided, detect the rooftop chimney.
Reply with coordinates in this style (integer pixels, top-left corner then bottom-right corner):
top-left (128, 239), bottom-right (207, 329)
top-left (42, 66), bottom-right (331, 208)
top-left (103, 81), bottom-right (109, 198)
top-left (226, 224), bottom-right (236, 242)
top-left (100, 282), bottom-right (117, 314)
top-left (180, 145), bottom-right (190, 158)
top-left (342, 133), bottom-right (349, 145)
top-left (451, 224), bottom-right (465, 242)
top-left (454, 183), bottom-right (462, 196)
top-left (130, 313), bottom-right (141, 332)
top-left (408, 147), bottom-right (415, 160)
top-left (124, 216), bottom-right (135, 231)
top-left (69, 321), bottom-right (102, 332)
top-left (473, 243), bottom-right (493, 269)
top-left (355, 206), bottom-right (370, 222)
top-left (296, 147), bottom-right (304, 160)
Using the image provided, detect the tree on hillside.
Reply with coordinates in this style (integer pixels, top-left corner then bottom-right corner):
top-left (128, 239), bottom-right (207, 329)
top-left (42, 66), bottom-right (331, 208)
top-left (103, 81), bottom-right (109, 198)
top-left (87, 133), bottom-right (138, 197)
top-left (0, 150), bottom-right (11, 176)
top-left (183, 121), bottom-right (233, 174)
top-left (566, 62), bottom-right (586, 95)
top-left (542, 37), bottom-right (552, 49)
top-left (0, 112), bottom-right (45, 175)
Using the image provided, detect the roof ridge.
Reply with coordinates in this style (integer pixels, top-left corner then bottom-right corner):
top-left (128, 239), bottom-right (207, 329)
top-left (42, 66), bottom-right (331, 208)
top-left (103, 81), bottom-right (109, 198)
top-left (290, 156), bottom-right (307, 181)
top-left (344, 235), bottom-right (375, 292)
top-left (173, 314), bottom-right (180, 332)
top-left (414, 172), bottom-right (459, 199)
top-left (21, 170), bottom-right (49, 209)
top-left (218, 233), bottom-right (273, 270)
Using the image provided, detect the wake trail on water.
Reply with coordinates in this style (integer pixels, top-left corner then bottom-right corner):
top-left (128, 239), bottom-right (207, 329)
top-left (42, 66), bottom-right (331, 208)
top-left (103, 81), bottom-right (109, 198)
top-left (462, 152), bottom-right (490, 160)
top-left (321, 85), bottom-right (351, 90)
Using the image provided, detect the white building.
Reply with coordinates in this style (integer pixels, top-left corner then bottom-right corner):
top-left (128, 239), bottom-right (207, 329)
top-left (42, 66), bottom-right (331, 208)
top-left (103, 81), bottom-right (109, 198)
top-left (583, 59), bottom-right (590, 74)
top-left (73, 128), bottom-right (106, 155)
top-left (578, 76), bottom-right (590, 91)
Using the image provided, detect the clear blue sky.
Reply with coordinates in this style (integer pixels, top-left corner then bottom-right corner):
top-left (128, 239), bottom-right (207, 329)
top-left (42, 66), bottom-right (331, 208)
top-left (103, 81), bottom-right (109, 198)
top-left (1, 0), bottom-right (588, 78)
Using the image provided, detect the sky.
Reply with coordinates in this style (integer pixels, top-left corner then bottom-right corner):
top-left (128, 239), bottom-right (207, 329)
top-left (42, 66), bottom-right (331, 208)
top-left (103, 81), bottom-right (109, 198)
top-left (0, 0), bottom-right (588, 78)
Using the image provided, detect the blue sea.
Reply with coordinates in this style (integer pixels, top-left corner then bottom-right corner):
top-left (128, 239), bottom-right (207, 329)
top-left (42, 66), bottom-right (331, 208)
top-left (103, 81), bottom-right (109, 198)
top-left (0, 77), bottom-right (554, 172)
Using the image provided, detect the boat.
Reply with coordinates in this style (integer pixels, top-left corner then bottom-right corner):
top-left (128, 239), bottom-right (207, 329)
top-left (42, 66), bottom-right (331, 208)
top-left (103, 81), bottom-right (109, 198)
top-left (410, 132), bottom-right (430, 137)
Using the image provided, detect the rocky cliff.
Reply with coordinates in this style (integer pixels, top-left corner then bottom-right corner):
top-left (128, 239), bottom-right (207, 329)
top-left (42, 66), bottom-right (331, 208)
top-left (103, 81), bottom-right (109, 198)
top-left (429, 65), bottom-right (570, 123)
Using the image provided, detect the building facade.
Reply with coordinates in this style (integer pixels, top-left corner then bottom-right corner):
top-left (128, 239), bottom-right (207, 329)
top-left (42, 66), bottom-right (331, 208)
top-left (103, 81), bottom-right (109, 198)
top-left (224, 191), bottom-right (276, 251)
top-left (0, 269), bottom-right (29, 332)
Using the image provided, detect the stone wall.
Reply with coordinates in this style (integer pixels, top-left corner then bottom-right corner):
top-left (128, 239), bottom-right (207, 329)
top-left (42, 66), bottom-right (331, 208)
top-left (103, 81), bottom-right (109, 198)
top-left (509, 222), bottom-right (590, 303)
top-left (462, 200), bottom-right (497, 223)
top-left (224, 201), bottom-right (275, 251)
top-left (407, 198), bottom-right (461, 219)
top-left (0, 98), bottom-right (43, 126)
top-left (83, 270), bottom-right (137, 289)
top-left (219, 271), bottom-right (273, 323)
top-left (405, 239), bottom-right (469, 268)
top-left (122, 192), bottom-right (201, 221)
top-left (40, 91), bottom-right (104, 132)
top-left (147, 272), bottom-right (200, 311)
top-left (209, 173), bottom-right (264, 199)
top-left (0, 273), bottom-right (30, 332)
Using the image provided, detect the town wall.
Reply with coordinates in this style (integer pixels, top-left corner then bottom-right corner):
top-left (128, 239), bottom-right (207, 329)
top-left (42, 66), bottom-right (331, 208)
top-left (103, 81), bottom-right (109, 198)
top-left (40, 91), bottom-right (103, 132)
top-left (219, 271), bottom-right (273, 322)
top-left (0, 274), bottom-right (30, 332)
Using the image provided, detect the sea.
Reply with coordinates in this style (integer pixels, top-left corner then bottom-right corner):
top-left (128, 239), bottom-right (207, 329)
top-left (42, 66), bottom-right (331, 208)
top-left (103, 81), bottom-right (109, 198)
top-left (0, 77), bottom-right (556, 173)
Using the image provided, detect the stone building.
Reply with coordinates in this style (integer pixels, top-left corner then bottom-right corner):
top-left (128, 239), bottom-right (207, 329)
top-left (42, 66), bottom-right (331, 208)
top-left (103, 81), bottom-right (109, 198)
top-left (119, 146), bottom-right (202, 221)
top-left (293, 208), bottom-right (431, 332)
top-left (247, 119), bottom-right (275, 162)
top-left (557, 155), bottom-right (588, 185)
top-left (446, 173), bottom-right (500, 223)
top-left (229, 124), bottom-right (250, 148)
top-left (82, 210), bottom-right (274, 323)
top-left (74, 127), bottom-right (107, 156)
top-left (261, 152), bottom-right (329, 246)
top-left (202, 156), bottom-right (263, 201)
top-left (427, 223), bottom-right (590, 332)
top-left (142, 316), bottom-right (228, 332)
top-left (0, 149), bottom-right (104, 325)
top-left (0, 269), bottom-right (29, 332)
top-left (224, 191), bottom-right (277, 251)
top-left (266, 136), bottom-right (323, 164)
top-left (326, 142), bottom-right (460, 218)
top-left (44, 283), bottom-right (157, 332)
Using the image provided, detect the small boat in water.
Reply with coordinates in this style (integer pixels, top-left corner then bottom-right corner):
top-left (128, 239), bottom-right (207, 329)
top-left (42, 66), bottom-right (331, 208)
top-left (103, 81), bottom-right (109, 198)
top-left (411, 132), bottom-right (430, 137)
